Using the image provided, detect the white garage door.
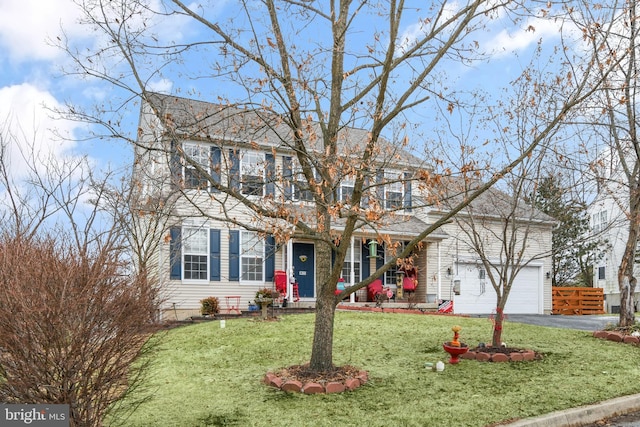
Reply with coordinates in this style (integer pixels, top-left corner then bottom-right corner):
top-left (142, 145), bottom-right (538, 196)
top-left (453, 263), bottom-right (542, 314)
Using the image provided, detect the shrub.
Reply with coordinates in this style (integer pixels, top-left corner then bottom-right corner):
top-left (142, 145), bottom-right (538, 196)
top-left (255, 287), bottom-right (279, 300)
top-left (0, 234), bottom-right (161, 427)
top-left (200, 297), bottom-right (220, 315)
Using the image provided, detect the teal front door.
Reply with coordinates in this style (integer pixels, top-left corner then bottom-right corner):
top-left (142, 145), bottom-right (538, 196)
top-left (293, 243), bottom-right (315, 298)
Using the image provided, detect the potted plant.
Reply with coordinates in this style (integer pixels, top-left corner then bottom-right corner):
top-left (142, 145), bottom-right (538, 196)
top-left (200, 296), bottom-right (220, 316)
top-left (255, 287), bottom-right (278, 307)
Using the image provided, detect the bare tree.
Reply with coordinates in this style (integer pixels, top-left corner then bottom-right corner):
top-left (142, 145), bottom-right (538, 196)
top-left (0, 127), bottom-right (161, 426)
top-left (57, 0), bottom-right (602, 373)
top-left (98, 170), bottom-right (177, 321)
top-left (447, 149), bottom-right (554, 346)
top-left (436, 61), bottom-right (576, 345)
top-left (567, 0), bottom-right (640, 326)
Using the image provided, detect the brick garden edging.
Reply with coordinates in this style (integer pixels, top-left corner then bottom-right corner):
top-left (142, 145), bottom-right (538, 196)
top-left (459, 348), bottom-right (538, 362)
top-left (593, 330), bottom-right (640, 344)
top-left (263, 370), bottom-right (368, 394)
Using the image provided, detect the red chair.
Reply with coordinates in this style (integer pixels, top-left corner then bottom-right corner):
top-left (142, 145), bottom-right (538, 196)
top-left (274, 270), bottom-right (287, 294)
top-left (367, 279), bottom-right (383, 302)
top-left (402, 267), bottom-right (417, 293)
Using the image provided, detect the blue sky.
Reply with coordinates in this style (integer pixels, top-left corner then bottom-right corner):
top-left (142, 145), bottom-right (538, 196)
top-left (0, 0), bottom-right (567, 182)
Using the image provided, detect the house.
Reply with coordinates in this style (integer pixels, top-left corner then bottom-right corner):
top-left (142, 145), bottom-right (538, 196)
top-left (587, 151), bottom-right (640, 313)
top-left (134, 92), bottom-right (553, 319)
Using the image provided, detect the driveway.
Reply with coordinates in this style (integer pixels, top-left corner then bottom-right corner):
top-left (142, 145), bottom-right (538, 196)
top-left (473, 314), bottom-right (620, 331)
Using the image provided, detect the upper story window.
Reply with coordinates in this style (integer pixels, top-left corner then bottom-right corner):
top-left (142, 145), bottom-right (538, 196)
top-left (592, 210), bottom-right (607, 233)
top-left (174, 142), bottom-right (222, 192)
top-left (598, 266), bottom-right (606, 280)
top-left (183, 226), bottom-right (208, 280)
top-left (339, 176), bottom-right (355, 204)
top-left (241, 151), bottom-right (265, 196)
top-left (292, 163), bottom-right (316, 202)
top-left (183, 142), bottom-right (211, 189)
top-left (384, 170), bottom-right (404, 210)
top-left (241, 231), bottom-right (264, 281)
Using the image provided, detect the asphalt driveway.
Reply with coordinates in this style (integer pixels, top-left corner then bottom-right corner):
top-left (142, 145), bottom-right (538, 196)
top-left (474, 313), bottom-right (620, 331)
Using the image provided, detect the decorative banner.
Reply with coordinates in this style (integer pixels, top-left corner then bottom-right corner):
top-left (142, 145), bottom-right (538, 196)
top-left (438, 300), bottom-right (453, 313)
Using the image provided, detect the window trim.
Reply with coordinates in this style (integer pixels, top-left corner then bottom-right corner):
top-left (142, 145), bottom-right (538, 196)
top-left (339, 176), bottom-right (355, 204)
top-left (240, 151), bottom-right (266, 197)
top-left (182, 226), bottom-right (209, 282)
top-left (182, 142), bottom-right (211, 190)
top-left (341, 243), bottom-right (361, 284)
top-left (592, 210), bottom-right (607, 233)
top-left (384, 242), bottom-right (406, 287)
top-left (292, 162), bottom-right (316, 202)
top-left (240, 230), bottom-right (265, 282)
top-left (384, 170), bottom-right (404, 210)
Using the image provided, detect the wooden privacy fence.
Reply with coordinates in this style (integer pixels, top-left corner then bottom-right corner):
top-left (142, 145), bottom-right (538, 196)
top-left (552, 287), bottom-right (605, 315)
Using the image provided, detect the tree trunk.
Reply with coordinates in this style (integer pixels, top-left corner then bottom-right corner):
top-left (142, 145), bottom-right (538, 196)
top-left (619, 275), bottom-right (635, 327)
top-left (309, 291), bottom-right (337, 371)
top-left (618, 189), bottom-right (640, 327)
top-left (309, 239), bottom-right (336, 371)
top-left (492, 306), bottom-right (505, 347)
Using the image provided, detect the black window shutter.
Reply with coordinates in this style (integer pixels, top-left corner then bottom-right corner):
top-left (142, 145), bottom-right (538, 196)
top-left (265, 153), bottom-right (275, 196)
top-left (404, 171), bottom-right (412, 211)
top-left (210, 146), bottom-right (221, 193)
top-left (169, 227), bottom-right (181, 280)
top-left (229, 149), bottom-right (240, 190)
top-left (362, 240), bottom-right (371, 279)
top-left (283, 156), bottom-right (292, 200)
top-left (376, 169), bottom-right (384, 206)
top-left (170, 140), bottom-right (182, 189)
top-left (229, 230), bottom-right (240, 281)
top-left (210, 229), bottom-right (221, 281)
top-left (265, 235), bottom-right (276, 282)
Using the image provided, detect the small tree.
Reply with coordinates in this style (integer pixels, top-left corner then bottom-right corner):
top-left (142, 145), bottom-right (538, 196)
top-left (441, 69), bottom-right (566, 345)
top-left (450, 176), bottom-right (555, 347)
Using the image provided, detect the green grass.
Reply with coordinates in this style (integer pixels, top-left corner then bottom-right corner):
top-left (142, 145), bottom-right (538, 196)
top-left (111, 312), bottom-right (640, 427)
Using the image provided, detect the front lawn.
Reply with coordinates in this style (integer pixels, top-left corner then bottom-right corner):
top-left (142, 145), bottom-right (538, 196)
top-left (112, 312), bottom-right (640, 427)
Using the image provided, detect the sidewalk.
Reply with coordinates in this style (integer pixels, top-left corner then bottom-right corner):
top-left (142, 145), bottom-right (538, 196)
top-left (505, 394), bottom-right (640, 426)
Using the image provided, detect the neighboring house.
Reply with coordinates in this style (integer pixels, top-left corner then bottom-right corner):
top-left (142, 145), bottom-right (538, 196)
top-left (587, 156), bottom-right (640, 313)
top-left (427, 184), bottom-right (555, 315)
top-left (134, 93), bottom-right (553, 319)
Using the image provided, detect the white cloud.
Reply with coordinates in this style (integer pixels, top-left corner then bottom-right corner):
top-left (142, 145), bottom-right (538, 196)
top-left (0, 84), bottom-right (80, 179)
top-left (486, 17), bottom-right (562, 59)
top-left (0, 0), bottom-right (85, 63)
top-left (398, 2), bottom-right (461, 55)
top-left (148, 79), bottom-right (173, 94)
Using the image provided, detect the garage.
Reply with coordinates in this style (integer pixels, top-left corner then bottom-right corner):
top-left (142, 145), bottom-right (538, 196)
top-left (452, 262), bottom-right (543, 314)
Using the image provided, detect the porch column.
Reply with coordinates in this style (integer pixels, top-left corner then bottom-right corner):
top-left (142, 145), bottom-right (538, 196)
top-left (350, 236), bottom-right (355, 303)
top-left (287, 239), bottom-right (294, 299)
top-left (437, 241), bottom-right (441, 303)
